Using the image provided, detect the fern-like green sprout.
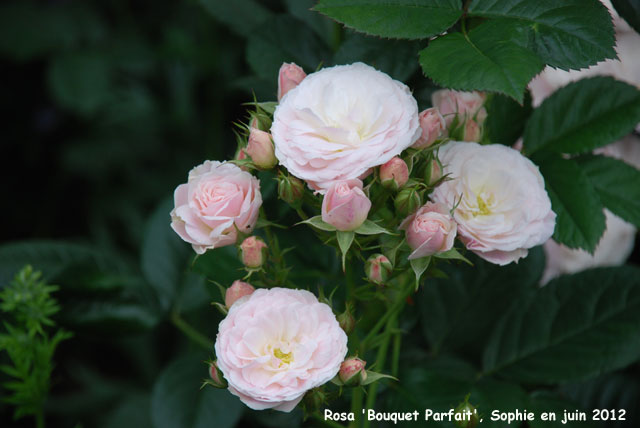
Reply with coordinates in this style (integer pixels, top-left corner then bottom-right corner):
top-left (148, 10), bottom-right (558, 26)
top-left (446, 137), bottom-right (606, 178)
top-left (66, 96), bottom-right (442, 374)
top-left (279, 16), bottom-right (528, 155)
top-left (0, 265), bottom-right (72, 428)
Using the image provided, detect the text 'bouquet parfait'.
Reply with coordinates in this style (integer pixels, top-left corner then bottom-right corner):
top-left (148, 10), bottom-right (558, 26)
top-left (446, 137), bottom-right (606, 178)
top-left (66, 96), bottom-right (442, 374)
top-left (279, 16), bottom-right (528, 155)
top-left (169, 62), bottom-right (557, 415)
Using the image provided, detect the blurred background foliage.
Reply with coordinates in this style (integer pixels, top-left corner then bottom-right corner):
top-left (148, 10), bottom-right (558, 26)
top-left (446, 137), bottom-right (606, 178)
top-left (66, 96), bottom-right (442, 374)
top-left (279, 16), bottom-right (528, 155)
top-left (0, 1), bottom-right (638, 428)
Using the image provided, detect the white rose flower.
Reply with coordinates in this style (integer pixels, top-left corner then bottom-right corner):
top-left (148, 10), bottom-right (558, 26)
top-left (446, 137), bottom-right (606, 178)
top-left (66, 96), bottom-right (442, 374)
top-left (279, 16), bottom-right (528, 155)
top-left (431, 141), bottom-right (556, 265)
top-left (271, 62), bottom-right (420, 192)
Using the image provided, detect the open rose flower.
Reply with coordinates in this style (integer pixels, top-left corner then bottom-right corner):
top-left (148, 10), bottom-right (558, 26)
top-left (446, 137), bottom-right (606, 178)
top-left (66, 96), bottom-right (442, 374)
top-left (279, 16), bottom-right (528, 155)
top-left (170, 161), bottom-right (262, 254)
top-left (271, 62), bottom-right (420, 192)
top-left (399, 202), bottom-right (457, 259)
top-left (215, 288), bottom-right (348, 412)
top-left (321, 179), bottom-right (371, 231)
top-left (431, 142), bottom-right (556, 265)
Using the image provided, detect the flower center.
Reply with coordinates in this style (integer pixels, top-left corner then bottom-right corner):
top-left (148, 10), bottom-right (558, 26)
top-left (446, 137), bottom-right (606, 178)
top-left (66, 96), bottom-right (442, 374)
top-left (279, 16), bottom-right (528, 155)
top-left (474, 194), bottom-right (493, 216)
top-left (274, 348), bottom-right (293, 364)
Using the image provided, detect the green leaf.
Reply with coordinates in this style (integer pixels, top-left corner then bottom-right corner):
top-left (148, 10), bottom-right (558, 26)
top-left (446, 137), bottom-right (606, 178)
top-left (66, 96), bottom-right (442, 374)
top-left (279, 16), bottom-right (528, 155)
top-left (576, 154), bottom-right (640, 227)
top-left (313, 0), bottom-right (462, 40)
top-left (419, 20), bottom-right (543, 102)
top-left (361, 370), bottom-right (397, 386)
top-left (486, 92), bottom-right (533, 146)
top-left (536, 154), bottom-right (606, 252)
top-left (354, 220), bottom-right (394, 235)
top-left (151, 356), bottom-right (244, 428)
top-left (47, 52), bottom-right (113, 115)
top-left (297, 215), bottom-right (336, 232)
top-left (468, 0), bottom-right (616, 70)
top-left (418, 247), bottom-right (544, 355)
top-left (612, 0), bottom-right (640, 33)
top-left (433, 248), bottom-right (473, 265)
top-left (141, 199), bottom-right (191, 311)
top-left (523, 77), bottom-right (640, 155)
top-left (410, 256), bottom-right (431, 290)
top-left (336, 231), bottom-right (355, 271)
top-left (199, 0), bottom-right (272, 38)
top-left (483, 266), bottom-right (640, 384)
top-left (333, 33), bottom-right (421, 82)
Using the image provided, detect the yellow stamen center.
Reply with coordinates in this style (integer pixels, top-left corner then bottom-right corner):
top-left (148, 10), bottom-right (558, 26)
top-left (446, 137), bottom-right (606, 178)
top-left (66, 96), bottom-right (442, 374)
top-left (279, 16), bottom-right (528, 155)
top-left (475, 195), bottom-right (492, 216)
top-left (274, 348), bottom-right (293, 364)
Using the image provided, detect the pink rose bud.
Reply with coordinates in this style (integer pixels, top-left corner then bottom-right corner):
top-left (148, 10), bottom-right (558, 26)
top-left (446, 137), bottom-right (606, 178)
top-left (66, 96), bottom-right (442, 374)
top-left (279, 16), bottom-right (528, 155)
top-left (394, 187), bottom-right (421, 217)
top-left (379, 157), bottom-right (409, 190)
top-left (365, 254), bottom-right (393, 285)
top-left (462, 119), bottom-right (482, 142)
top-left (425, 159), bottom-right (442, 186)
top-left (277, 62), bottom-right (306, 101)
top-left (208, 360), bottom-right (228, 388)
top-left (432, 90), bottom-right (487, 127)
top-left (246, 127), bottom-right (277, 169)
top-left (339, 357), bottom-right (367, 386)
top-left (225, 280), bottom-right (255, 308)
top-left (399, 202), bottom-right (457, 260)
top-left (277, 173), bottom-right (305, 207)
top-left (413, 108), bottom-right (446, 148)
top-left (234, 147), bottom-right (249, 171)
top-left (321, 179), bottom-right (371, 231)
top-left (240, 236), bottom-right (268, 268)
top-left (336, 307), bottom-right (356, 335)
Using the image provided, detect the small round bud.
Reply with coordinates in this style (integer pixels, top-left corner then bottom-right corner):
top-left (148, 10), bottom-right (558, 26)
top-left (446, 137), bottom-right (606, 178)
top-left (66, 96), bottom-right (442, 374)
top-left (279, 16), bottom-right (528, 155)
top-left (379, 157), bottom-right (409, 190)
top-left (303, 387), bottom-right (326, 411)
top-left (225, 280), bottom-right (255, 309)
top-left (240, 236), bottom-right (268, 269)
top-left (246, 128), bottom-right (277, 169)
top-left (454, 397), bottom-right (479, 428)
top-left (339, 357), bottom-right (367, 387)
top-left (336, 308), bottom-right (355, 335)
top-left (424, 159), bottom-right (443, 186)
top-left (394, 187), bottom-right (421, 217)
top-left (462, 119), bottom-right (482, 142)
top-left (322, 179), bottom-right (371, 231)
top-left (234, 147), bottom-right (249, 171)
top-left (413, 107), bottom-right (446, 148)
top-left (208, 360), bottom-right (228, 388)
top-left (278, 62), bottom-right (307, 101)
top-left (278, 173), bottom-right (305, 207)
top-left (365, 254), bottom-right (393, 285)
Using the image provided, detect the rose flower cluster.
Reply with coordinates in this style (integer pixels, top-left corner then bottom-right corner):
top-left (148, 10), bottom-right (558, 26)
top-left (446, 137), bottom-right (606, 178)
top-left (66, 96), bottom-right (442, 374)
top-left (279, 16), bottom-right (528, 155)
top-left (169, 62), bottom-right (556, 412)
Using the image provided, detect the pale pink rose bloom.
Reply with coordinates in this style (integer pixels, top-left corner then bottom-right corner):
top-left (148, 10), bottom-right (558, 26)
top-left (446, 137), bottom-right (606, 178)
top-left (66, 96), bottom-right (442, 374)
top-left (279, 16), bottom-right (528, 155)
top-left (240, 236), bottom-right (267, 268)
top-left (246, 127), bottom-right (277, 169)
top-left (321, 179), bottom-right (371, 231)
top-left (379, 157), bottom-right (409, 189)
top-left (277, 63), bottom-right (307, 101)
top-left (431, 142), bottom-right (556, 265)
top-left (271, 63), bottom-right (420, 193)
top-left (225, 280), bottom-right (256, 308)
top-left (399, 202), bottom-right (457, 259)
top-left (413, 107), bottom-right (446, 148)
top-left (431, 90), bottom-right (487, 126)
top-left (215, 288), bottom-right (348, 412)
top-left (170, 161), bottom-right (262, 254)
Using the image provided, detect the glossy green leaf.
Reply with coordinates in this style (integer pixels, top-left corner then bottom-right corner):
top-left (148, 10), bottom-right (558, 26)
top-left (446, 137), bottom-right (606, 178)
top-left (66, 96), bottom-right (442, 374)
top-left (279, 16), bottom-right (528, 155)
top-left (314, 0), bottom-right (462, 40)
top-left (297, 215), bottom-right (336, 232)
top-left (151, 356), bottom-right (244, 428)
top-left (419, 20), bottom-right (543, 102)
top-left (468, 0), bottom-right (616, 70)
top-left (483, 266), bottom-right (640, 384)
top-left (576, 154), bottom-right (640, 227)
top-left (354, 220), bottom-right (394, 235)
top-left (536, 154), bottom-right (606, 252)
top-left (523, 77), bottom-right (640, 155)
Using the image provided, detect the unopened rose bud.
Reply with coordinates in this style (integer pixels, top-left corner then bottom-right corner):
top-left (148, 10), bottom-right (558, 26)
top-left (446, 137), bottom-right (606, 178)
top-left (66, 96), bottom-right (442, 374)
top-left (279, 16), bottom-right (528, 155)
top-left (413, 108), bottom-right (446, 148)
top-left (208, 360), bottom-right (228, 388)
top-left (462, 119), bottom-right (482, 142)
top-left (399, 202), bottom-right (457, 259)
top-left (424, 159), bottom-right (443, 186)
top-left (339, 357), bottom-right (367, 386)
top-left (225, 280), bottom-right (255, 308)
top-left (303, 388), bottom-right (326, 411)
top-left (365, 254), bottom-right (393, 285)
top-left (379, 157), bottom-right (409, 190)
top-left (240, 236), bottom-right (268, 268)
top-left (321, 179), bottom-right (371, 231)
top-left (277, 62), bottom-right (306, 101)
top-left (246, 128), bottom-right (277, 169)
top-left (454, 397), bottom-right (479, 428)
top-left (336, 307), bottom-right (355, 335)
top-left (394, 187), bottom-right (421, 217)
top-left (235, 147), bottom-right (249, 171)
top-left (278, 173), bottom-right (305, 207)
top-left (249, 113), bottom-right (271, 132)
top-left (432, 90), bottom-right (487, 127)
